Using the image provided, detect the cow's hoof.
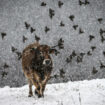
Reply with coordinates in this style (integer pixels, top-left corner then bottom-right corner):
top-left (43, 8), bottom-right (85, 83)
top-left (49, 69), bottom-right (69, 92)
top-left (38, 94), bottom-right (44, 98)
top-left (28, 91), bottom-right (33, 97)
top-left (35, 90), bottom-right (38, 95)
top-left (28, 94), bottom-right (33, 97)
top-left (38, 94), bottom-right (42, 98)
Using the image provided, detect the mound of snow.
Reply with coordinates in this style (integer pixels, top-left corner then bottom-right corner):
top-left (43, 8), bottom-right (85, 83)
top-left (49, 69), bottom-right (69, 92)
top-left (0, 79), bottom-right (105, 105)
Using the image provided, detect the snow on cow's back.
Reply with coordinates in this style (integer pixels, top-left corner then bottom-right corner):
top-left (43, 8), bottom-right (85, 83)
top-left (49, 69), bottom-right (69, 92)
top-left (0, 79), bottom-right (105, 105)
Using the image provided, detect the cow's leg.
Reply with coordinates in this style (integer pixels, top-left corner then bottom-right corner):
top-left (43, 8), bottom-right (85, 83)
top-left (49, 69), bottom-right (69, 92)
top-left (26, 71), bottom-right (41, 97)
top-left (23, 70), bottom-right (33, 97)
top-left (37, 82), bottom-right (44, 98)
top-left (35, 77), bottom-right (48, 98)
top-left (41, 75), bottom-right (51, 97)
top-left (36, 83), bottom-right (42, 98)
top-left (28, 79), bottom-right (33, 97)
top-left (30, 76), bottom-right (42, 98)
top-left (34, 80), bottom-right (44, 98)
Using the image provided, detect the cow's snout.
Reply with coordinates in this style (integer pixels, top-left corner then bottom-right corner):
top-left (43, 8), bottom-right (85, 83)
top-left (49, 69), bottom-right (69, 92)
top-left (45, 60), bottom-right (51, 65)
top-left (43, 59), bottom-right (51, 65)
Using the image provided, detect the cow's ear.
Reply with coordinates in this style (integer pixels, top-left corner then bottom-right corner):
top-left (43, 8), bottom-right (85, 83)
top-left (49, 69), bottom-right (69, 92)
top-left (30, 47), bottom-right (39, 53)
top-left (49, 48), bottom-right (55, 54)
top-left (49, 48), bottom-right (60, 55)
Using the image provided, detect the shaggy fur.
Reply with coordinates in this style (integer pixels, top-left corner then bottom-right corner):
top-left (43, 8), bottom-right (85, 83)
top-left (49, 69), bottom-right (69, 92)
top-left (22, 42), bottom-right (54, 97)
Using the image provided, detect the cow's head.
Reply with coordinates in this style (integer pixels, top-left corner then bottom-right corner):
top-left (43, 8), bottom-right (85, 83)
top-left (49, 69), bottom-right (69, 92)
top-left (31, 45), bottom-right (57, 66)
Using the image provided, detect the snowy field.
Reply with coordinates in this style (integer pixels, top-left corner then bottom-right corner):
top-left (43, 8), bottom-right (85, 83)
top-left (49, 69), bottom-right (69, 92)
top-left (0, 79), bottom-right (105, 105)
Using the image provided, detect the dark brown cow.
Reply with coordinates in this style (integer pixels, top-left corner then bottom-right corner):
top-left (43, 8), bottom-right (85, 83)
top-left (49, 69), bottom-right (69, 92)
top-left (22, 41), bottom-right (56, 98)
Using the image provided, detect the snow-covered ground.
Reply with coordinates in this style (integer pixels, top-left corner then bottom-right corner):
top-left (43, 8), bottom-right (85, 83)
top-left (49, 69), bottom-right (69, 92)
top-left (0, 79), bottom-right (105, 105)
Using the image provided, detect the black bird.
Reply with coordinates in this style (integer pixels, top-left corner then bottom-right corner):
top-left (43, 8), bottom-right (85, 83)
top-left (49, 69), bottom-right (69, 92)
top-left (91, 46), bottom-right (96, 51)
top-left (99, 29), bottom-right (105, 43)
top-left (54, 74), bottom-right (59, 79)
top-left (23, 36), bottom-right (28, 43)
top-left (92, 67), bottom-right (98, 74)
top-left (41, 2), bottom-right (46, 6)
top-left (60, 68), bottom-right (65, 78)
top-left (79, 0), bottom-right (89, 6)
top-left (85, 0), bottom-right (90, 5)
top-left (103, 51), bottom-right (105, 57)
top-left (49, 8), bottom-right (55, 19)
top-left (72, 50), bottom-right (77, 57)
top-left (15, 51), bottom-right (22, 60)
top-left (87, 51), bottom-right (92, 56)
top-left (77, 53), bottom-right (85, 63)
top-left (69, 15), bottom-right (75, 21)
top-left (24, 22), bottom-right (30, 29)
top-left (89, 35), bottom-right (95, 42)
top-left (66, 55), bottom-right (72, 63)
top-left (1, 71), bottom-right (8, 78)
top-left (58, 1), bottom-right (63, 8)
top-left (100, 28), bottom-right (105, 36)
top-left (79, 0), bottom-right (84, 6)
top-left (77, 56), bottom-right (83, 63)
top-left (98, 18), bottom-right (103, 24)
top-left (101, 35), bottom-right (105, 43)
top-left (11, 46), bottom-right (17, 52)
top-left (73, 25), bottom-right (78, 30)
top-left (100, 61), bottom-right (105, 69)
top-left (100, 29), bottom-right (103, 36)
top-left (45, 26), bottom-right (50, 33)
top-left (80, 52), bottom-right (85, 57)
top-left (79, 28), bottom-right (84, 34)
top-left (54, 49), bottom-right (60, 56)
top-left (58, 38), bottom-right (64, 49)
top-left (30, 27), bottom-right (35, 33)
top-left (60, 21), bottom-right (65, 27)
top-left (35, 35), bottom-right (40, 42)
top-left (1, 32), bottom-right (6, 39)
top-left (3, 63), bottom-right (9, 69)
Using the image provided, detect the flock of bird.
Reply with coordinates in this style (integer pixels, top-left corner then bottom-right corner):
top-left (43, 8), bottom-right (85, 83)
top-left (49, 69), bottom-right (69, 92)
top-left (0, 0), bottom-right (105, 79)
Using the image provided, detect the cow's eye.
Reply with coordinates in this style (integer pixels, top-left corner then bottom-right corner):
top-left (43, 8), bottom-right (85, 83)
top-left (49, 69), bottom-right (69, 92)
top-left (40, 56), bottom-right (44, 60)
top-left (39, 52), bottom-right (43, 55)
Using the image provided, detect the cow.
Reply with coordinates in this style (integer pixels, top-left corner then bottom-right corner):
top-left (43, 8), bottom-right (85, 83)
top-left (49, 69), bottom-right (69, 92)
top-left (22, 41), bottom-right (58, 98)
